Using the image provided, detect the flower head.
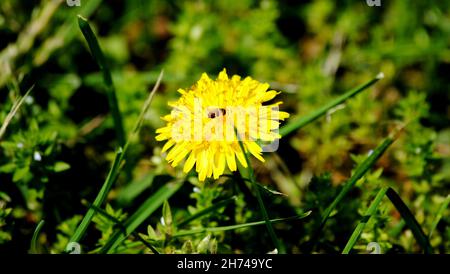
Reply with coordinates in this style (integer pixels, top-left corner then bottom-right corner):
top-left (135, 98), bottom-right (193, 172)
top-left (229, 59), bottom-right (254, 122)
top-left (156, 69), bottom-right (289, 181)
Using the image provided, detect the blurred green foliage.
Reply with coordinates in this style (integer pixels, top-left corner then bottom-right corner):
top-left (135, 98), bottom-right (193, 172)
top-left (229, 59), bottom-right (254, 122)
top-left (0, 0), bottom-right (448, 254)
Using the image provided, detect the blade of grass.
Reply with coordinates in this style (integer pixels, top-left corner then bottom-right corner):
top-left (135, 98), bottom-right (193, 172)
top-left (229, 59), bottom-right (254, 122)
top-left (67, 147), bottom-right (123, 249)
top-left (279, 73), bottom-right (384, 137)
top-left (0, 86), bottom-right (34, 141)
top-left (30, 220), bottom-right (45, 254)
top-left (342, 187), bottom-right (388, 254)
top-left (236, 130), bottom-right (285, 254)
top-left (177, 196), bottom-right (237, 227)
top-left (174, 211), bottom-right (311, 238)
top-left (116, 174), bottom-right (156, 206)
top-left (77, 15), bottom-right (125, 147)
top-left (100, 179), bottom-right (184, 254)
top-left (386, 187), bottom-right (433, 254)
top-left (429, 195), bottom-right (450, 239)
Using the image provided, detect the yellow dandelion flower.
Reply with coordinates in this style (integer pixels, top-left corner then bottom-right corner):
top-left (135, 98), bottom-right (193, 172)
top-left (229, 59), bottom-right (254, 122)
top-left (155, 69), bottom-right (289, 181)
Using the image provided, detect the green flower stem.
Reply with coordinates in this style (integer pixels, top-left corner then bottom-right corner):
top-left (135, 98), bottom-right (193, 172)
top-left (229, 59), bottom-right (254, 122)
top-left (236, 135), bottom-right (285, 254)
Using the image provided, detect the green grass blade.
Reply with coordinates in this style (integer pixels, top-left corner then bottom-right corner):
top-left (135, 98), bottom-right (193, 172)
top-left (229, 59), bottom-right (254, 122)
top-left (236, 133), bottom-right (285, 254)
top-left (77, 15), bottom-right (125, 146)
top-left (67, 148), bottom-right (123, 249)
top-left (386, 187), bottom-right (433, 254)
top-left (279, 73), bottom-right (384, 137)
top-left (100, 179), bottom-right (184, 254)
top-left (131, 69), bottom-right (164, 135)
top-left (429, 195), bottom-right (450, 239)
top-left (116, 174), bottom-right (156, 206)
top-left (174, 211), bottom-right (311, 238)
top-left (0, 86), bottom-right (34, 141)
top-left (177, 196), bottom-right (237, 228)
top-left (342, 187), bottom-right (388, 254)
top-left (319, 134), bottom-right (396, 231)
top-left (30, 220), bottom-right (45, 254)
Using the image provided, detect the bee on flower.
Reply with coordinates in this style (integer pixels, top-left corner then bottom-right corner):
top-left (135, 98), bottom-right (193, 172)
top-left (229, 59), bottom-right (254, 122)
top-left (156, 69), bottom-right (289, 181)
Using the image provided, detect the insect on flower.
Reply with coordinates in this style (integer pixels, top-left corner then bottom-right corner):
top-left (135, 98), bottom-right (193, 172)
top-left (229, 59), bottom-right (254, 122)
top-left (155, 69), bottom-right (289, 181)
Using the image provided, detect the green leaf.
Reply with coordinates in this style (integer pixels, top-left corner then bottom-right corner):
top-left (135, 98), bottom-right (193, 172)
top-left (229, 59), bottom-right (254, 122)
top-left (182, 240), bottom-right (194, 254)
top-left (386, 187), bottom-right (433, 254)
top-left (13, 166), bottom-right (29, 182)
top-left (197, 234), bottom-right (211, 253)
top-left (162, 200), bottom-right (172, 227)
top-left (162, 200), bottom-right (173, 236)
top-left (0, 163), bottom-right (16, 173)
top-left (342, 187), bottom-right (388, 254)
top-left (54, 162), bottom-right (70, 172)
top-left (279, 73), bottom-right (384, 137)
top-left (147, 225), bottom-right (158, 240)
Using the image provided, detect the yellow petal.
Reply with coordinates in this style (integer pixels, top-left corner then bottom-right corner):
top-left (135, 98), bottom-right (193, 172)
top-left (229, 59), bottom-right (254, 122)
top-left (156, 127), bottom-right (170, 134)
top-left (172, 147), bottom-right (191, 167)
top-left (234, 146), bottom-right (248, 168)
top-left (161, 139), bottom-right (175, 152)
top-left (197, 149), bottom-right (208, 181)
top-left (212, 149), bottom-right (226, 179)
top-left (183, 151), bottom-right (196, 173)
top-left (166, 142), bottom-right (184, 162)
top-left (226, 147), bottom-right (237, 171)
top-left (262, 90), bottom-right (279, 102)
top-left (245, 141), bottom-right (265, 162)
top-left (155, 133), bottom-right (169, 141)
top-left (218, 68), bottom-right (228, 81)
top-left (278, 111), bottom-right (290, 120)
